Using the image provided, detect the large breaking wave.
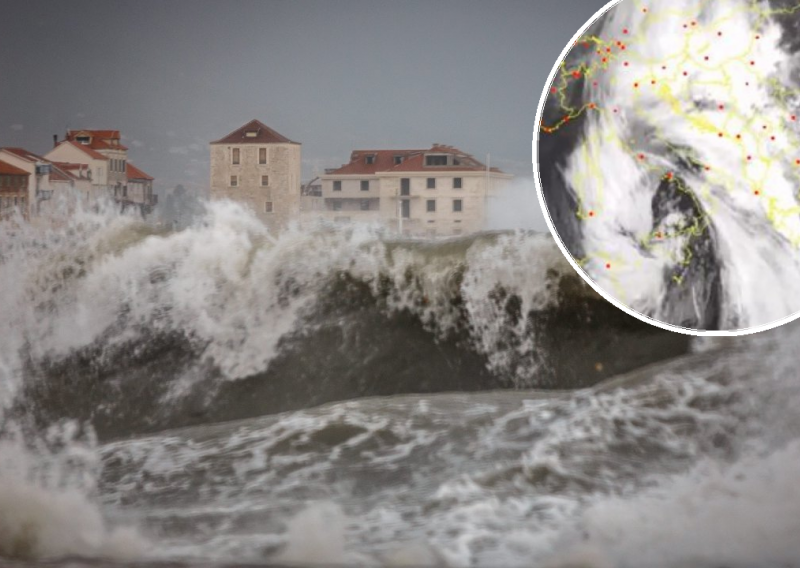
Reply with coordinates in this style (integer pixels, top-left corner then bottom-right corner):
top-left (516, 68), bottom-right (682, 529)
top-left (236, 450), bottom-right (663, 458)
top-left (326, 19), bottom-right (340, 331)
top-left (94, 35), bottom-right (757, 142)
top-left (2, 198), bottom-right (800, 566)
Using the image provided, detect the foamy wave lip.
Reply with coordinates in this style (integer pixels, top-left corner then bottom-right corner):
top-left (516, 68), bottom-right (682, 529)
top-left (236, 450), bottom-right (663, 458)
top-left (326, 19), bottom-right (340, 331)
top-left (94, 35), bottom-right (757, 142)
top-left (0, 199), bottom-right (572, 392)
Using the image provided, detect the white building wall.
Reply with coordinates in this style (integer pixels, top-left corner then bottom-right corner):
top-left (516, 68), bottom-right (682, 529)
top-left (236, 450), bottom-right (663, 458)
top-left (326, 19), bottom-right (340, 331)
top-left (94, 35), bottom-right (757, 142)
top-left (317, 171), bottom-right (512, 236)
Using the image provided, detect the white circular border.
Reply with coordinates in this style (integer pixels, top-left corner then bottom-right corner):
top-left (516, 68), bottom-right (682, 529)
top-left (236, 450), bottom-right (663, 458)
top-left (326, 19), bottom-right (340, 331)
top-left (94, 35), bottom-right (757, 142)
top-left (532, 0), bottom-right (800, 337)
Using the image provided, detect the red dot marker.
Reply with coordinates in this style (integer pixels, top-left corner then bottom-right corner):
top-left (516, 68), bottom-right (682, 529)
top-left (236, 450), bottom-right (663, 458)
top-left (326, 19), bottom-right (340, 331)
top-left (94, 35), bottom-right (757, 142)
top-left (589, 210), bottom-right (595, 217)
top-left (606, 263), bottom-right (612, 269)
top-left (754, 190), bottom-right (761, 196)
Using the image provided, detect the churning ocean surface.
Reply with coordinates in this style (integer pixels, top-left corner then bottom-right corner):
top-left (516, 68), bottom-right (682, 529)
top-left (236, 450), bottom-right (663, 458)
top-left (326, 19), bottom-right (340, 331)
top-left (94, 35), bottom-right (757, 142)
top-left (1, 200), bottom-right (799, 568)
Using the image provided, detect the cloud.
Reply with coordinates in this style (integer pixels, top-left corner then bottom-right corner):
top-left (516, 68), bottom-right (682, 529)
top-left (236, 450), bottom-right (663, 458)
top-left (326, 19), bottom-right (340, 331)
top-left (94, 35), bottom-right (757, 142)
top-left (188, 143), bottom-right (203, 152)
top-left (168, 146), bottom-right (189, 155)
top-left (131, 140), bottom-right (144, 148)
top-left (10, 124), bottom-right (23, 131)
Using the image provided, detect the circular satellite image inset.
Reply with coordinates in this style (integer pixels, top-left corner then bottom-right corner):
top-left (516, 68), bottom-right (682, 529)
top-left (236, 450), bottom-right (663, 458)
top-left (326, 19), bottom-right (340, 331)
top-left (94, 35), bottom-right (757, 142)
top-left (535, 0), bottom-right (800, 334)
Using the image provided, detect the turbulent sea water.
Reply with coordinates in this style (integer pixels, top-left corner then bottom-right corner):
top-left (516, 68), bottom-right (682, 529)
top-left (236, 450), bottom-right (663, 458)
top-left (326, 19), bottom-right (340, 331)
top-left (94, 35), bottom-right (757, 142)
top-left (1, 201), bottom-right (800, 567)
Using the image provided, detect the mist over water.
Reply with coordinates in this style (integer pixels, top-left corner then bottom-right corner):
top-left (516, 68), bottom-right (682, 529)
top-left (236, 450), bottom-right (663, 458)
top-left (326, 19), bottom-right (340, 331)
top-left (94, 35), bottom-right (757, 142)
top-left (487, 178), bottom-right (548, 232)
top-left (0, 196), bottom-right (799, 566)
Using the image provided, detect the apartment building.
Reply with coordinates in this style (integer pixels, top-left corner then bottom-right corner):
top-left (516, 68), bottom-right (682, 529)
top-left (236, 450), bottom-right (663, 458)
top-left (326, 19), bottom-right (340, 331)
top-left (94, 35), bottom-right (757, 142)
top-left (318, 144), bottom-right (512, 236)
top-left (210, 119), bottom-right (301, 233)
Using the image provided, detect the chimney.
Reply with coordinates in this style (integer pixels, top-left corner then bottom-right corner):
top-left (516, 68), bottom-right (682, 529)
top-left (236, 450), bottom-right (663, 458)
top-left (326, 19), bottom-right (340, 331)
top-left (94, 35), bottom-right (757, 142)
top-left (53, 134), bottom-right (58, 148)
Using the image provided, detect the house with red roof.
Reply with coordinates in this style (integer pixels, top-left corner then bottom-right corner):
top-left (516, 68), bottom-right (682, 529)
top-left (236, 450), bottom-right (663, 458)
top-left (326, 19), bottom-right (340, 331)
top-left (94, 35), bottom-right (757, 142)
top-left (0, 160), bottom-right (30, 220)
top-left (124, 163), bottom-right (157, 215)
top-left (0, 147), bottom-right (92, 219)
top-left (209, 119), bottom-right (301, 233)
top-left (44, 129), bottom-right (156, 216)
top-left (319, 144), bottom-right (512, 237)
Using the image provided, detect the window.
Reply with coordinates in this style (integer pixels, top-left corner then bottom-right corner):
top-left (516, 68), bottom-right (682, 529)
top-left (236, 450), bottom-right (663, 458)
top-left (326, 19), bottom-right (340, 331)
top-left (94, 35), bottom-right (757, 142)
top-left (394, 155), bottom-right (403, 165)
top-left (453, 199), bottom-right (462, 212)
top-left (261, 175), bottom-right (269, 187)
top-left (365, 154), bottom-right (376, 165)
top-left (122, 160), bottom-right (126, 173)
top-left (427, 178), bottom-right (436, 189)
top-left (333, 180), bottom-right (342, 192)
top-left (401, 200), bottom-right (410, 218)
top-left (425, 155), bottom-right (448, 166)
top-left (400, 178), bottom-right (410, 196)
top-left (360, 199), bottom-right (370, 211)
top-left (265, 201), bottom-right (273, 213)
top-left (454, 177), bottom-right (462, 189)
top-left (232, 148), bottom-right (240, 165)
top-left (76, 136), bottom-right (90, 145)
top-left (123, 185), bottom-right (128, 198)
top-left (361, 180), bottom-right (369, 192)
top-left (245, 130), bottom-right (258, 138)
top-left (259, 148), bottom-right (267, 164)
top-left (230, 175), bottom-right (238, 187)
top-left (427, 199), bottom-right (436, 212)
top-left (332, 200), bottom-right (342, 211)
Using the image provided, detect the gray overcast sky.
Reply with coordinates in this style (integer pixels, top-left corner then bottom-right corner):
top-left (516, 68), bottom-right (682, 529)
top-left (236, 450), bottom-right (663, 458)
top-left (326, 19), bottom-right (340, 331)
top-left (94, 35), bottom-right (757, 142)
top-left (0, 0), bottom-right (608, 192)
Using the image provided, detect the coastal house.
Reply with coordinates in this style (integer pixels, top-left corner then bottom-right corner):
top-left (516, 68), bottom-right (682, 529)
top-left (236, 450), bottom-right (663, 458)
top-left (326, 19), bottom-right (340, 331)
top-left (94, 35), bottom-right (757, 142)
top-left (318, 144), bottom-right (513, 236)
top-left (0, 147), bottom-right (92, 219)
top-left (0, 160), bottom-right (30, 220)
top-left (45, 130), bottom-right (156, 215)
top-left (209, 119), bottom-right (301, 233)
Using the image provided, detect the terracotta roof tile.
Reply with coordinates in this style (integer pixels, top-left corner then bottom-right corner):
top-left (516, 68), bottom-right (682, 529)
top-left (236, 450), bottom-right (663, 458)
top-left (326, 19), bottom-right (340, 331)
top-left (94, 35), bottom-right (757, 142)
top-left (0, 160), bottom-right (30, 176)
top-left (1, 147), bottom-right (47, 163)
top-left (65, 130), bottom-right (128, 151)
top-left (61, 140), bottom-right (109, 161)
top-left (326, 145), bottom-right (504, 175)
top-left (211, 119), bottom-right (298, 145)
top-left (126, 163), bottom-right (153, 181)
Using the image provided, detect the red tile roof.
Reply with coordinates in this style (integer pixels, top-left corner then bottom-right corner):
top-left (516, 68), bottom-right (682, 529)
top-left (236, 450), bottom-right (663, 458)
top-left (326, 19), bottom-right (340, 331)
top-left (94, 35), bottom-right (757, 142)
top-left (211, 119), bottom-right (298, 145)
top-left (1, 147), bottom-right (48, 163)
top-left (65, 130), bottom-right (128, 151)
top-left (0, 160), bottom-right (30, 176)
top-left (126, 163), bottom-right (153, 181)
top-left (68, 129), bottom-right (120, 139)
top-left (60, 140), bottom-right (109, 161)
top-left (326, 145), bottom-right (504, 175)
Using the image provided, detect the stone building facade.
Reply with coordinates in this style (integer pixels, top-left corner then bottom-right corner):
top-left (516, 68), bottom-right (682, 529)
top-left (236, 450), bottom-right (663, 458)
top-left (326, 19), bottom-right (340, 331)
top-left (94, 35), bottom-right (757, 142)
top-left (209, 119), bottom-right (301, 233)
